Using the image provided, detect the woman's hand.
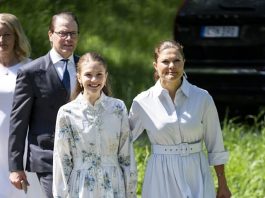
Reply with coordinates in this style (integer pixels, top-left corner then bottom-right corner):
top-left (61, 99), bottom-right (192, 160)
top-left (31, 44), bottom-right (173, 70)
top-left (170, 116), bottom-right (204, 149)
top-left (216, 183), bottom-right (231, 198)
top-left (214, 165), bottom-right (231, 198)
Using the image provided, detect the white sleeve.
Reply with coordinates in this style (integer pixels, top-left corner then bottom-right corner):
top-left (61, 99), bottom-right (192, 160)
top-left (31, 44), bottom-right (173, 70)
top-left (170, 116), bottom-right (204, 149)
top-left (203, 96), bottom-right (229, 166)
top-left (53, 108), bottom-right (73, 197)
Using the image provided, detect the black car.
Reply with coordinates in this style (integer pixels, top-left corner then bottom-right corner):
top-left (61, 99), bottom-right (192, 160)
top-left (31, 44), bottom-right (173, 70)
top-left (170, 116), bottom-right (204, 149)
top-left (174, 0), bottom-right (265, 116)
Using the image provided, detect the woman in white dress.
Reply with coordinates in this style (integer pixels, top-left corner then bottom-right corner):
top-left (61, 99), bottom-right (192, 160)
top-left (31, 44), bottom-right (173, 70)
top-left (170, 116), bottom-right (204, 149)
top-left (0, 13), bottom-right (44, 198)
top-left (129, 40), bottom-right (231, 198)
top-left (53, 52), bottom-right (137, 198)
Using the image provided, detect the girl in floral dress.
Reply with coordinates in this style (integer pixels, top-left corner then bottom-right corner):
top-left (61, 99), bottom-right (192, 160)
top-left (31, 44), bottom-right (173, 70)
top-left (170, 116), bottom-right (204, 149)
top-left (53, 52), bottom-right (137, 198)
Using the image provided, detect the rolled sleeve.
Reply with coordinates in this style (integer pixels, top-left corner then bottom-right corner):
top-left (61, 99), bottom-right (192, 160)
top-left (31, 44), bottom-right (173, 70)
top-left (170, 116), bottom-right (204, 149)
top-left (208, 151), bottom-right (229, 166)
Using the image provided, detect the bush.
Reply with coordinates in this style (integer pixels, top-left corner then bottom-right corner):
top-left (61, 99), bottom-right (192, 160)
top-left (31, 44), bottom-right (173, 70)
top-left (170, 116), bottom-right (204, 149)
top-left (222, 111), bottom-right (265, 197)
top-left (1, 0), bottom-right (183, 107)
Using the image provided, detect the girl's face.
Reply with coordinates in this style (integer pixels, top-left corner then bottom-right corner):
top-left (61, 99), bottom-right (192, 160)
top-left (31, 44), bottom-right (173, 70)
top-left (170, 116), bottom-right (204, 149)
top-left (77, 61), bottom-right (107, 98)
top-left (154, 47), bottom-right (185, 85)
top-left (0, 23), bottom-right (15, 55)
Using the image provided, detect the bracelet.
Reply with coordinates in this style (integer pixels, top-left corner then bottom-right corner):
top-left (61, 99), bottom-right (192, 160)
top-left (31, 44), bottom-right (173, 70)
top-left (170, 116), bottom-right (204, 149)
top-left (217, 173), bottom-right (224, 177)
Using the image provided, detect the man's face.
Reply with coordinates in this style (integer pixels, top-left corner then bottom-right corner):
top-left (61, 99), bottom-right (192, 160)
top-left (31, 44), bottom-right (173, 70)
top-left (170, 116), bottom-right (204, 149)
top-left (48, 16), bottom-right (78, 58)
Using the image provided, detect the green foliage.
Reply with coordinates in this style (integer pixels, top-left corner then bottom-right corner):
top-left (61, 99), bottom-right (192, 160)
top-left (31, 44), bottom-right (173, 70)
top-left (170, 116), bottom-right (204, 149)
top-left (222, 112), bottom-right (265, 197)
top-left (134, 132), bottom-right (150, 195)
top-left (1, 0), bottom-right (183, 106)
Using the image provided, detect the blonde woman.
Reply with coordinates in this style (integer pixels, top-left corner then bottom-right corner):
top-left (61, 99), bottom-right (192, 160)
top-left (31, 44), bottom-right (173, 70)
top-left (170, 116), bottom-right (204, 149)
top-left (0, 13), bottom-right (44, 198)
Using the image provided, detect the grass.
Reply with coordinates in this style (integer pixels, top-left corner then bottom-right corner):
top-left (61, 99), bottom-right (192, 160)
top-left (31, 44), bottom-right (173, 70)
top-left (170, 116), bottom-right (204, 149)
top-left (222, 112), bottom-right (265, 197)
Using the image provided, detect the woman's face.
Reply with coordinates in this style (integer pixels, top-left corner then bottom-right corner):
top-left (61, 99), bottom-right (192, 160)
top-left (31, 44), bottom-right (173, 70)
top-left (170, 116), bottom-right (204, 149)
top-left (77, 61), bottom-right (107, 98)
top-left (154, 47), bottom-right (185, 85)
top-left (0, 23), bottom-right (15, 55)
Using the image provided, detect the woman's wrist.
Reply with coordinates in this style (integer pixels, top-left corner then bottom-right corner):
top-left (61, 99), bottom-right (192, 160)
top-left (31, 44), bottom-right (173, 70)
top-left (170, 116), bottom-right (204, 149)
top-left (217, 176), bottom-right (228, 188)
top-left (217, 172), bottom-right (224, 177)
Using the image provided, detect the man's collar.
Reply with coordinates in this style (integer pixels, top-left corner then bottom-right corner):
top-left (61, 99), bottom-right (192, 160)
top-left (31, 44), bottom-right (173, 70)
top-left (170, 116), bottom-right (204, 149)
top-left (49, 48), bottom-right (74, 64)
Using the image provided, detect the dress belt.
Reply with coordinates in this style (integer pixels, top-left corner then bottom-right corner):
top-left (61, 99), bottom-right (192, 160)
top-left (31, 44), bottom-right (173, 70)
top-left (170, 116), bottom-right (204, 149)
top-left (152, 142), bottom-right (201, 156)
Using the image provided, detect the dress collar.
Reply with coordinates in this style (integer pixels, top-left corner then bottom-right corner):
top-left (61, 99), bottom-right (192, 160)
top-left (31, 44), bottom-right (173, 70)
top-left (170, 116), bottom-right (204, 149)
top-left (49, 48), bottom-right (74, 64)
top-left (153, 77), bottom-right (191, 98)
top-left (0, 59), bottom-right (29, 76)
top-left (76, 92), bottom-right (108, 110)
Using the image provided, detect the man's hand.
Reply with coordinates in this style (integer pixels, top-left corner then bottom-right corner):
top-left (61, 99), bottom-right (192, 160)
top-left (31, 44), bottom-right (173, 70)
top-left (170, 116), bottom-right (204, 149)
top-left (9, 171), bottom-right (28, 190)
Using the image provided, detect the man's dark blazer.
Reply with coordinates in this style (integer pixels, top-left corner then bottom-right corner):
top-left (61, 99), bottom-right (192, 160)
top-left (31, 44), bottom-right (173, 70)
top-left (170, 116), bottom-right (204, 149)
top-left (8, 52), bottom-right (79, 173)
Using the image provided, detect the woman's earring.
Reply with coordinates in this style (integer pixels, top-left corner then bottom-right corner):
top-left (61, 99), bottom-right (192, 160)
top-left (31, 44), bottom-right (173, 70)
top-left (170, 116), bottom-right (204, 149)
top-left (183, 71), bottom-right (187, 79)
top-left (79, 83), bottom-right (84, 93)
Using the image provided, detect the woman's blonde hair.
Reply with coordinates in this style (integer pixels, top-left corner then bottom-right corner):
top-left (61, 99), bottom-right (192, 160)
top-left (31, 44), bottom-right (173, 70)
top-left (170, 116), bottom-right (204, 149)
top-left (0, 13), bottom-right (31, 61)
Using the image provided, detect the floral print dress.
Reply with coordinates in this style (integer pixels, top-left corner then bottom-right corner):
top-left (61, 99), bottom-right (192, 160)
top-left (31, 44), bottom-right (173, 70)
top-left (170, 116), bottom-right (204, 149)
top-left (53, 93), bottom-right (137, 198)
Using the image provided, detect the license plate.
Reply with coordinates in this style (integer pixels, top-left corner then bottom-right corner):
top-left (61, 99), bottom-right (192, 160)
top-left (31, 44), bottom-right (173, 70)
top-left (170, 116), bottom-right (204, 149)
top-left (201, 26), bottom-right (239, 38)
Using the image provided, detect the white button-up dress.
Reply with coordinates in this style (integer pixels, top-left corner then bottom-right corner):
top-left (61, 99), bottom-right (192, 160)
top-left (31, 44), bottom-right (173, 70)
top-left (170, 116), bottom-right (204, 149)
top-left (53, 93), bottom-right (137, 198)
top-left (0, 60), bottom-right (45, 198)
top-left (129, 78), bottom-right (229, 198)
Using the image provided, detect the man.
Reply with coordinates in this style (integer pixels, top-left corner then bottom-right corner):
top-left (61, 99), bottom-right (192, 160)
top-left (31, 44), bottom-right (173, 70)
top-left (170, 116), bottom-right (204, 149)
top-left (8, 12), bottom-right (79, 198)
